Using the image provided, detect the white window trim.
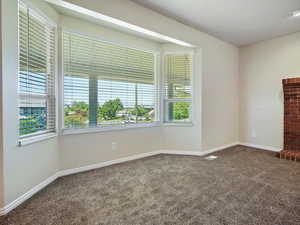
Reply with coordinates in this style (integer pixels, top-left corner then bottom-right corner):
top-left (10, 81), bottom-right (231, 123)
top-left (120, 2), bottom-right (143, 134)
top-left (17, 0), bottom-right (58, 147)
top-left (163, 122), bottom-right (193, 127)
top-left (62, 122), bottom-right (160, 136)
top-left (18, 132), bottom-right (57, 147)
top-left (162, 51), bottom-right (195, 125)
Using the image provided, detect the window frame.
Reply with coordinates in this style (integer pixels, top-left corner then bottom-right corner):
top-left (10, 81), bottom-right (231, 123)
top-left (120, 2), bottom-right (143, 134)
top-left (162, 51), bottom-right (194, 125)
top-left (17, 0), bottom-right (58, 146)
top-left (60, 29), bottom-right (161, 135)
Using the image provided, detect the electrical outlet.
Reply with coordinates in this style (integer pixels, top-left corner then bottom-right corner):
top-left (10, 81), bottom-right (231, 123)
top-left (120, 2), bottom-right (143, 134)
top-left (112, 142), bottom-right (117, 151)
top-left (251, 130), bottom-right (257, 138)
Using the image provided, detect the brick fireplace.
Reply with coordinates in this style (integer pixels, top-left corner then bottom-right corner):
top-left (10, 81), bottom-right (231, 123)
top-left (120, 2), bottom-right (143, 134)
top-left (280, 78), bottom-right (300, 161)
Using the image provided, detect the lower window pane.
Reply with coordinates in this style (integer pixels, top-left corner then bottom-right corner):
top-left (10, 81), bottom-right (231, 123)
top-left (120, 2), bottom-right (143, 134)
top-left (64, 102), bottom-right (89, 129)
top-left (64, 99), bottom-right (156, 129)
top-left (98, 99), bottom-right (155, 126)
top-left (166, 102), bottom-right (191, 122)
top-left (125, 105), bottom-right (155, 124)
top-left (19, 98), bottom-right (47, 135)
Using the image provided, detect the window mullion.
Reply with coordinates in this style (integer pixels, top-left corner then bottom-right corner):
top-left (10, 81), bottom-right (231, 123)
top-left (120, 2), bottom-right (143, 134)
top-left (89, 76), bottom-right (98, 127)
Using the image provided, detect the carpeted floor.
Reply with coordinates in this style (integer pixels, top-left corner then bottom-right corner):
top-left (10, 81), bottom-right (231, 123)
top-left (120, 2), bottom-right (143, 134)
top-left (0, 145), bottom-right (300, 225)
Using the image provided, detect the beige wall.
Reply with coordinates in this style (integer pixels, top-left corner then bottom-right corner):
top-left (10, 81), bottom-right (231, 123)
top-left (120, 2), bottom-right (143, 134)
top-left (239, 32), bottom-right (300, 149)
top-left (60, 128), bottom-right (162, 170)
top-left (64, 0), bottom-right (240, 151)
top-left (0, 0), bottom-right (240, 208)
top-left (0, 0), bottom-right (4, 209)
top-left (1, 0), bottom-right (60, 205)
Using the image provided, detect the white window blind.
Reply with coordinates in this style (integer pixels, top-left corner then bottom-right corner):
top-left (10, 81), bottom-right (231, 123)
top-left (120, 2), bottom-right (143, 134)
top-left (18, 2), bottom-right (56, 137)
top-left (63, 31), bottom-right (157, 129)
top-left (164, 53), bottom-right (192, 123)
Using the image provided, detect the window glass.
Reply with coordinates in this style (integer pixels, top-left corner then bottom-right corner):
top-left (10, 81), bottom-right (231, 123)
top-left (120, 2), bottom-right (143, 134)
top-left (63, 31), bottom-right (156, 129)
top-left (19, 2), bottom-right (56, 137)
top-left (164, 53), bottom-right (192, 123)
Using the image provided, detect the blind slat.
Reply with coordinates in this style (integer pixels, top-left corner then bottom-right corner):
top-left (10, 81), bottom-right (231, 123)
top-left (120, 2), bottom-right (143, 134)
top-left (164, 53), bottom-right (192, 123)
top-left (63, 32), bottom-right (156, 129)
top-left (18, 1), bottom-right (56, 137)
top-left (164, 54), bottom-right (192, 99)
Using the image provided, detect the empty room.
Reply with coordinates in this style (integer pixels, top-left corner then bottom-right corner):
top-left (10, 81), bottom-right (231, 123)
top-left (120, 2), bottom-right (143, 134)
top-left (0, 0), bottom-right (299, 224)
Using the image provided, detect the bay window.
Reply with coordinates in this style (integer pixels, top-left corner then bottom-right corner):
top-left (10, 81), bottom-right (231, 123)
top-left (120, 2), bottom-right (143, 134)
top-left (63, 31), bottom-right (157, 130)
top-left (16, 0), bottom-right (195, 142)
top-left (18, 1), bottom-right (56, 139)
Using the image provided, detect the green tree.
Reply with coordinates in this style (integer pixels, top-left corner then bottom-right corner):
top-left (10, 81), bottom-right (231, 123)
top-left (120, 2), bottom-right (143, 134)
top-left (99, 98), bottom-right (124, 120)
top-left (70, 101), bottom-right (89, 117)
top-left (64, 101), bottom-right (89, 127)
top-left (174, 102), bottom-right (189, 120)
top-left (131, 105), bottom-right (149, 117)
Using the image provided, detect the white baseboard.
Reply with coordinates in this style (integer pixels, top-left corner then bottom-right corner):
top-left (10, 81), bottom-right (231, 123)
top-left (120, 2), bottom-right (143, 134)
top-left (202, 142), bottom-right (240, 155)
top-left (160, 142), bottom-right (239, 156)
top-left (57, 151), bottom-right (161, 177)
top-left (0, 173), bottom-right (59, 216)
top-left (239, 142), bottom-right (281, 152)
top-left (159, 150), bottom-right (204, 156)
top-left (0, 142), bottom-right (239, 216)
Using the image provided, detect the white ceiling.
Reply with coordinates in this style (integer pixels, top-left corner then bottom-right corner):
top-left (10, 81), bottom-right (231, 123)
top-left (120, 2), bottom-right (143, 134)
top-left (130, 0), bottom-right (300, 46)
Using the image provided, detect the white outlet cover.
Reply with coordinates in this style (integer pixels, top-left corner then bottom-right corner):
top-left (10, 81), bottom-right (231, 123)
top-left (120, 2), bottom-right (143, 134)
top-left (112, 142), bottom-right (117, 150)
top-left (205, 155), bottom-right (218, 160)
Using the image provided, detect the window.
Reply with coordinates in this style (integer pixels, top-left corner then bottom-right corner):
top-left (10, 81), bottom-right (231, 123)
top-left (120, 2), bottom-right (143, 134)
top-left (164, 53), bottom-right (192, 123)
top-left (18, 2), bottom-right (56, 138)
top-left (63, 31), bottom-right (157, 130)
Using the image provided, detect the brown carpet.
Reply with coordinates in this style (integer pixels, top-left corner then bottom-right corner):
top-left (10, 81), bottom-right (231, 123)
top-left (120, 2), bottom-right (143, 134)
top-left (0, 145), bottom-right (300, 225)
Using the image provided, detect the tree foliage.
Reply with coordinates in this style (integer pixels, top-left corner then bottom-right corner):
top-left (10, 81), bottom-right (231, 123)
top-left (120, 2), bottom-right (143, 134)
top-left (99, 98), bottom-right (124, 120)
top-left (131, 105), bottom-right (149, 117)
top-left (173, 102), bottom-right (189, 120)
top-left (65, 101), bottom-right (89, 117)
top-left (64, 101), bottom-right (89, 127)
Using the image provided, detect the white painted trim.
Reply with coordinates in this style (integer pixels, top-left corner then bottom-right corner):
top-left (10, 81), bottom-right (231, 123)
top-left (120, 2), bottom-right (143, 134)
top-left (202, 142), bottom-right (240, 154)
top-left (57, 151), bottom-right (162, 177)
top-left (18, 133), bottom-right (57, 147)
top-left (239, 142), bottom-right (281, 152)
top-left (0, 173), bottom-right (59, 216)
top-left (163, 122), bottom-right (194, 127)
top-left (45, 0), bottom-right (194, 47)
top-left (62, 123), bottom-right (160, 136)
top-left (160, 142), bottom-right (240, 156)
top-left (160, 150), bottom-right (204, 156)
top-left (0, 142), bottom-right (239, 216)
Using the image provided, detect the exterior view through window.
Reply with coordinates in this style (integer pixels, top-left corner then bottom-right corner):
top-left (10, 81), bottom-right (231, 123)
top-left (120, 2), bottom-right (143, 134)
top-left (18, 1), bottom-right (56, 137)
top-left (164, 53), bottom-right (192, 123)
top-left (63, 32), bottom-right (156, 129)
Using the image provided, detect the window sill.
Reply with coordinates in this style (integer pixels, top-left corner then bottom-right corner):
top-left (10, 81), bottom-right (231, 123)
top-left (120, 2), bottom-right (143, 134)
top-left (18, 133), bottom-right (57, 147)
top-left (163, 122), bottom-right (194, 127)
top-left (62, 122), bottom-right (160, 136)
